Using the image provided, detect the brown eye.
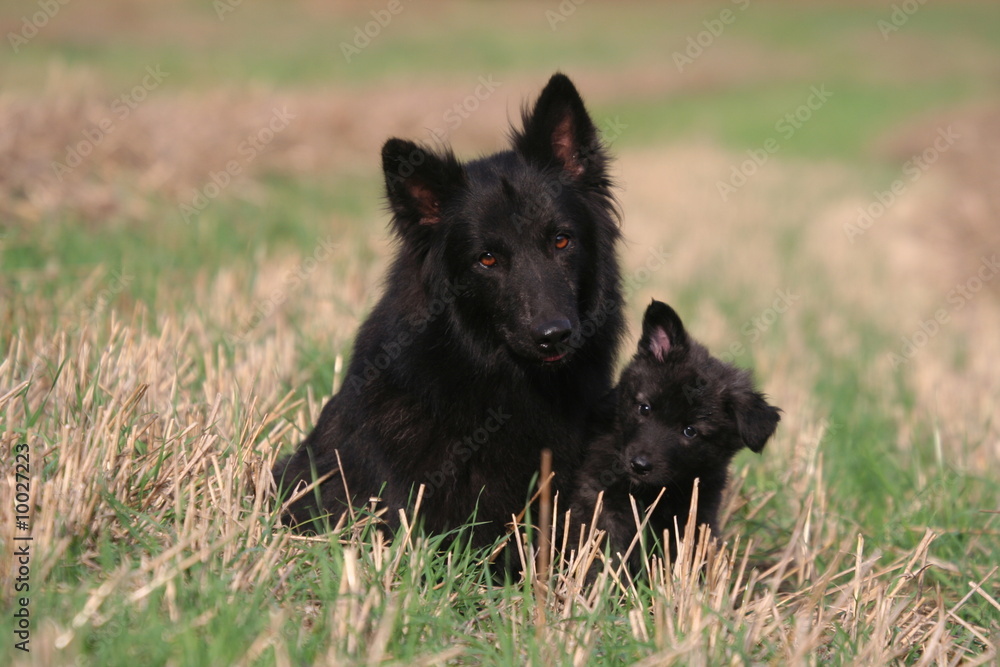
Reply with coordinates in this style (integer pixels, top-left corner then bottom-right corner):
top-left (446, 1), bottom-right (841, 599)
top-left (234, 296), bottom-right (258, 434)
top-left (478, 252), bottom-right (497, 268)
top-left (554, 233), bottom-right (571, 250)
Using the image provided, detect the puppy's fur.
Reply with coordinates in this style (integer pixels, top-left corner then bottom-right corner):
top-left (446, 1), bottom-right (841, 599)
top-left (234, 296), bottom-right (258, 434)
top-left (571, 300), bottom-right (781, 573)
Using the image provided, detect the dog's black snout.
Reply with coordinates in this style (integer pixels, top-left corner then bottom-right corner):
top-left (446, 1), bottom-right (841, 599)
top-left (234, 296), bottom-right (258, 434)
top-left (531, 318), bottom-right (572, 352)
top-left (630, 456), bottom-right (652, 475)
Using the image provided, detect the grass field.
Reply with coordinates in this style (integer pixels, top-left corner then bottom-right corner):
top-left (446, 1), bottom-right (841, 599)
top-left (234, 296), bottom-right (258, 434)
top-left (2, 1), bottom-right (999, 664)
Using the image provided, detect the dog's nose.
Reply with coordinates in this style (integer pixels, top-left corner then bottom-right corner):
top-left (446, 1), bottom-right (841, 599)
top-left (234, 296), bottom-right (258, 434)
top-left (630, 456), bottom-right (652, 475)
top-left (531, 318), bottom-right (572, 352)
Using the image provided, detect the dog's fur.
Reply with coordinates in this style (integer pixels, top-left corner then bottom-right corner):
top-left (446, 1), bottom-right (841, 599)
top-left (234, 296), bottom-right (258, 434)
top-left (273, 74), bottom-right (625, 550)
top-left (571, 300), bottom-right (780, 573)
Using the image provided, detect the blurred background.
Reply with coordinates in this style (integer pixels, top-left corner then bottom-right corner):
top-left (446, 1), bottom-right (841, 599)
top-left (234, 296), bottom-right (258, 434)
top-left (1, 1), bottom-right (999, 660)
top-left (4, 0), bottom-right (999, 447)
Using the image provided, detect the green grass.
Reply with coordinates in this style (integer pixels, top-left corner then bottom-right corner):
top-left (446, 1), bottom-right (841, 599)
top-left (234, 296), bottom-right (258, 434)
top-left (5, 1), bottom-right (1000, 89)
top-left (600, 78), bottom-right (987, 161)
top-left (1, 171), bottom-right (383, 326)
top-left (2, 1), bottom-right (999, 664)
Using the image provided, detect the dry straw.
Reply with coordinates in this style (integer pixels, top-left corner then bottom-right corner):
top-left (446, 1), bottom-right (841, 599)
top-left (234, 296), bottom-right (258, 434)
top-left (3, 306), bottom-right (994, 663)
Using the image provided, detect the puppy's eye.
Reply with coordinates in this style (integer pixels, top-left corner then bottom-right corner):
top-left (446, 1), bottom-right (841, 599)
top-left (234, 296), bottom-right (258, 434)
top-left (478, 252), bottom-right (497, 268)
top-left (637, 403), bottom-right (651, 417)
top-left (553, 233), bottom-right (571, 250)
top-left (683, 426), bottom-right (698, 438)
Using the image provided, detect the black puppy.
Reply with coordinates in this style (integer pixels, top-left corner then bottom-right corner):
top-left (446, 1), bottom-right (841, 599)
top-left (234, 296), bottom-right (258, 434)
top-left (571, 300), bottom-right (780, 574)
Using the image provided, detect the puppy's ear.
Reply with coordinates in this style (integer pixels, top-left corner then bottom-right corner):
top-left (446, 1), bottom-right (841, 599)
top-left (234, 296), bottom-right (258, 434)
top-left (513, 73), bottom-right (607, 185)
top-left (639, 300), bottom-right (688, 362)
top-left (382, 138), bottom-right (465, 240)
top-left (732, 389), bottom-right (781, 453)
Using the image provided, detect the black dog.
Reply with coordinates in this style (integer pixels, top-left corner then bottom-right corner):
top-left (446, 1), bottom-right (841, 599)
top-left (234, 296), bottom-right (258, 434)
top-left (571, 300), bottom-right (780, 574)
top-left (273, 74), bottom-right (625, 550)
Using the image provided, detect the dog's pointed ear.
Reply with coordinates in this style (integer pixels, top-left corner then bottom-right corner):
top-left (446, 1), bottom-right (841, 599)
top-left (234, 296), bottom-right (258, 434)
top-left (732, 389), bottom-right (781, 453)
top-left (514, 73), bottom-right (607, 184)
top-left (639, 300), bottom-right (688, 362)
top-left (382, 138), bottom-right (464, 236)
